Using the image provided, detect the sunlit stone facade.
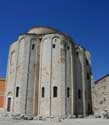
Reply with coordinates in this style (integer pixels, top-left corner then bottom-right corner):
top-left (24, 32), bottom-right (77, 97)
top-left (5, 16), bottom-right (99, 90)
top-left (92, 74), bottom-right (109, 113)
top-left (4, 27), bottom-right (92, 118)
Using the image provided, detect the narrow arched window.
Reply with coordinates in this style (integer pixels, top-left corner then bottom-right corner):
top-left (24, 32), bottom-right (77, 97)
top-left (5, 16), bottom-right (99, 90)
top-left (87, 73), bottom-right (90, 80)
top-left (86, 59), bottom-right (89, 65)
top-left (16, 86), bottom-right (20, 97)
top-left (53, 86), bottom-right (57, 97)
top-left (42, 87), bottom-right (45, 98)
top-left (78, 89), bottom-right (81, 99)
top-left (67, 87), bottom-right (70, 97)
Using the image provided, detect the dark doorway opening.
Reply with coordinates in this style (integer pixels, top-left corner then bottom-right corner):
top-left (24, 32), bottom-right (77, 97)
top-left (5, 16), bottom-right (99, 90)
top-left (7, 97), bottom-right (11, 112)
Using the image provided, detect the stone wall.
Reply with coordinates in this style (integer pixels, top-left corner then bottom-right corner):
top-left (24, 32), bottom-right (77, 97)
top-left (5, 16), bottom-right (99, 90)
top-left (92, 75), bottom-right (109, 113)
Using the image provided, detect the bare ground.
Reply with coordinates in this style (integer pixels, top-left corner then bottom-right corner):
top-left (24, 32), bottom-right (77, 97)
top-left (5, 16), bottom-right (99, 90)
top-left (0, 119), bottom-right (109, 125)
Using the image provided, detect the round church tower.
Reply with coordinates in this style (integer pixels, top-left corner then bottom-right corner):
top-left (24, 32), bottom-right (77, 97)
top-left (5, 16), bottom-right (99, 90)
top-left (5, 27), bottom-right (92, 118)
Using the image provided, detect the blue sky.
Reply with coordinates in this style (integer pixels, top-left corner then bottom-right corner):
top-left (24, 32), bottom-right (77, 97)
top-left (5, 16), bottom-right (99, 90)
top-left (0, 0), bottom-right (109, 80)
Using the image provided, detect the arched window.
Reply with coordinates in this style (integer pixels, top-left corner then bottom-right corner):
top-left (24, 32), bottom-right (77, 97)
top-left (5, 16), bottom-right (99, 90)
top-left (76, 52), bottom-right (79, 56)
top-left (16, 86), bottom-right (20, 97)
top-left (42, 87), bottom-right (45, 98)
top-left (53, 86), bottom-right (57, 97)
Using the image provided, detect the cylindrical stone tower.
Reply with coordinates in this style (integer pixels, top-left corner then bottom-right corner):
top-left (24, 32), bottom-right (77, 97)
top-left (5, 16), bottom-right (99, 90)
top-left (4, 27), bottom-right (92, 118)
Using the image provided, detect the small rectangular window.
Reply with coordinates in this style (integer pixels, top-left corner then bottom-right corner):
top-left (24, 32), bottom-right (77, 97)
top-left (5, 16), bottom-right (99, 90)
top-left (52, 44), bottom-right (55, 48)
top-left (67, 88), bottom-right (70, 97)
top-left (42, 87), bottom-right (45, 98)
top-left (16, 87), bottom-right (19, 97)
top-left (53, 86), bottom-right (57, 97)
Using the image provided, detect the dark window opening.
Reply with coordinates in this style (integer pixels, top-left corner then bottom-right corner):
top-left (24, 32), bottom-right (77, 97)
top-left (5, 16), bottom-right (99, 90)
top-left (67, 88), bottom-right (70, 97)
top-left (32, 44), bottom-right (35, 50)
top-left (52, 44), bottom-right (55, 48)
top-left (104, 97), bottom-right (106, 101)
top-left (39, 38), bottom-right (42, 41)
top-left (86, 59), bottom-right (89, 65)
top-left (67, 46), bottom-right (70, 50)
top-left (53, 86), bottom-right (57, 97)
top-left (54, 38), bottom-right (57, 42)
top-left (42, 87), bottom-right (45, 98)
top-left (78, 89), bottom-right (81, 99)
top-left (76, 52), bottom-right (79, 56)
top-left (16, 87), bottom-right (20, 97)
top-left (87, 73), bottom-right (90, 80)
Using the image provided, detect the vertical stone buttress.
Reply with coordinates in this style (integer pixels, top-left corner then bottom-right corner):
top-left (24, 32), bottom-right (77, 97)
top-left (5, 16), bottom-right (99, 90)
top-left (5, 41), bottom-right (19, 113)
top-left (51, 35), bottom-right (66, 117)
top-left (79, 47), bottom-right (87, 116)
top-left (13, 37), bottom-right (25, 114)
top-left (38, 35), bottom-right (52, 116)
top-left (65, 40), bottom-right (72, 116)
top-left (71, 43), bottom-right (76, 116)
top-left (24, 35), bottom-right (40, 116)
top-left (85, 51), bottom-right (92, 114)
top-left (32, 37), bottom-right (40, 116)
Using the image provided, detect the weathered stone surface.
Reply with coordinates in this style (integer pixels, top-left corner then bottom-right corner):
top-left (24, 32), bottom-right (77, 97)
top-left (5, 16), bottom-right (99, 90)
top-left (4, 27), bottom-right (92, 118)
top-left (92, 75), bottom-right (109, 116)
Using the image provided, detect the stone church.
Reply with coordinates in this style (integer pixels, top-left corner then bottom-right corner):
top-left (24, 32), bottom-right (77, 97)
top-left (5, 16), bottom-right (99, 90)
top-left (4, 27), bottom-right (92, 118)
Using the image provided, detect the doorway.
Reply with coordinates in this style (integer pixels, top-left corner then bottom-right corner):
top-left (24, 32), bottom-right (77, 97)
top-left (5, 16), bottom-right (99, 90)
top-left (7, 97), bottom-right (11, 112)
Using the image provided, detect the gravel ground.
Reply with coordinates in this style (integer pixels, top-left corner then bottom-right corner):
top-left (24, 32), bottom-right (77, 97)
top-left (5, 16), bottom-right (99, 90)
top-left (0, 118), bottom-right (109, 125)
